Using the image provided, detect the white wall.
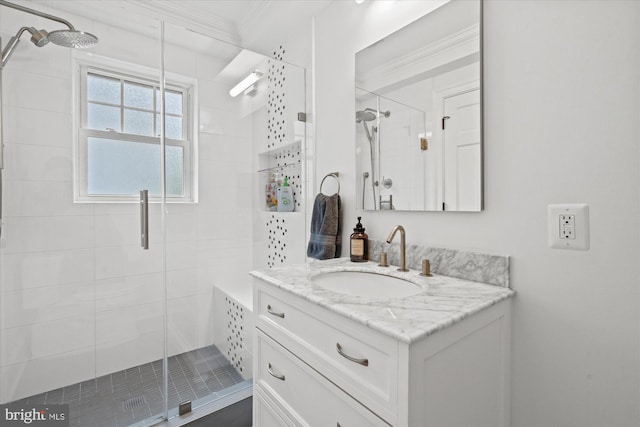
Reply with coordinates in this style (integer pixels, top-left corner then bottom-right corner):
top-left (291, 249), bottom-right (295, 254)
top-left (0, 2), bottom-right (254, 402)
top-left (312, 1), bottom-right (640, 426)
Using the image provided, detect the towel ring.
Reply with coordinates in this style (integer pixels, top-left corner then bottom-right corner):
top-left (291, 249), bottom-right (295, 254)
top-left (320, 172), bottom-right (340, 195)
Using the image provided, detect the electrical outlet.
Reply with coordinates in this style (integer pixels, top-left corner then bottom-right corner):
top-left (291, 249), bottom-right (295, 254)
top-left (559, 214), bottom-right (575, 240)
top-left (548, 204), bottom-right (589, 250)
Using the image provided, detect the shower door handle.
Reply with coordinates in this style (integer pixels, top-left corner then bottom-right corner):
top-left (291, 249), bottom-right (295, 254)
top-left (139, 190), bottom-right (149, 250)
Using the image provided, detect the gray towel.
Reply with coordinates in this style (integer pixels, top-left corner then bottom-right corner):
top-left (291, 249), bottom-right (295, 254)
top-left (307, 193), bottom-right (342, 260)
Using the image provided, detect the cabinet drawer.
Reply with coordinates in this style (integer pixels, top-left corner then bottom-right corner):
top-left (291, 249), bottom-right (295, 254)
top-left (255, 282), bottom-right (398, 422)
top-left (255, 330), bottom-right (389, 427)
top-left (254, 388), bottom-right (297, 427)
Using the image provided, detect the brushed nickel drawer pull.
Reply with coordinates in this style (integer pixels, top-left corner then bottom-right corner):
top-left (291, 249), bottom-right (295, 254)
top-left (336, 343), bottom-right (369, 366)
top-left (267, 363), bottom-right (285, 381)
top-left (267, 304), bottom-right (285, 318)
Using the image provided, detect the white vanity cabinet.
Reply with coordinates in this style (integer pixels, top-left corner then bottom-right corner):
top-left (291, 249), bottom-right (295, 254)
top-left (252, 276), bottom-right (512, 427)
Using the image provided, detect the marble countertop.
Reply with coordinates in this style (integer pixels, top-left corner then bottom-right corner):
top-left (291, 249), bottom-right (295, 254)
top-left (250, 258), bottom-right (515, 344)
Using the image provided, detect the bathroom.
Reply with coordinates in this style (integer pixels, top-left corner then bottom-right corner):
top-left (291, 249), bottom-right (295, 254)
top-left (0, 0), bottom-right (638, 426)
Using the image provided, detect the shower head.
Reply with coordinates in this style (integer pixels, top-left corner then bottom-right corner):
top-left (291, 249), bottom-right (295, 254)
top-left (356, 110), bottom-right (376, 123)
top-left (364, 107), bottom-right (391, 118)
top-left (0, 0), bottom-right (99, 67)
top-left (48, 30), bottom-right (98, 49)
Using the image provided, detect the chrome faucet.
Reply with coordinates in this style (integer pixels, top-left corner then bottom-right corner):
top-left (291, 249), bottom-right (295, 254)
top-left (386, 225), bottom-right (408, 272)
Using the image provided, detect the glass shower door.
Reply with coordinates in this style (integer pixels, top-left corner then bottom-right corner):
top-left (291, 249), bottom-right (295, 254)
top-left (159, 22), bottom-right (254, 419)
top-left (0, 5), bottom-right (168, 426)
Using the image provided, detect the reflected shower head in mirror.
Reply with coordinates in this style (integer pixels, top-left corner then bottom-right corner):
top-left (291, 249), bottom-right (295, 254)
top-left (356, 110), bottom-right (376, 123)
top-left (364, 107), bottom-right (391, 118)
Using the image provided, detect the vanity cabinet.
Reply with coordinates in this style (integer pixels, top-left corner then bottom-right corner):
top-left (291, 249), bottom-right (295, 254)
top-left (252, 277), bottom-right (511, 427)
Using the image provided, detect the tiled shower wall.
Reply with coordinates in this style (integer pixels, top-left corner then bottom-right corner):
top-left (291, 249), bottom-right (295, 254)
top-left (0, 5), bottom-right (253, 402)
top-left (253, 44), bottom-right (308, 270)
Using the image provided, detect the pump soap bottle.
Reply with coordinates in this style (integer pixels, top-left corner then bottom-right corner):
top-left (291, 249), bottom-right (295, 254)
top-left (350, 217), bottom-right (369, 262)
top-left (277, 176), bottom-right (295, 212)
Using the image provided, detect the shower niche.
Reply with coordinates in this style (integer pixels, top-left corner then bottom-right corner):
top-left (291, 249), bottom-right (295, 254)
top-left (253, 50), bottom-right (308, 269)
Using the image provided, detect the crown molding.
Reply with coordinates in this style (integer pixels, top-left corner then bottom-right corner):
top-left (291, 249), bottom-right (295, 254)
top-left (126, 0), bottom-right (241, 45)
top-left (358, 24), bottom-right (480, 93)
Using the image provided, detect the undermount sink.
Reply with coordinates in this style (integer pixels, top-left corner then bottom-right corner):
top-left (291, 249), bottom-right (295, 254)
top-left (311, 270), bottom-right (423, 298)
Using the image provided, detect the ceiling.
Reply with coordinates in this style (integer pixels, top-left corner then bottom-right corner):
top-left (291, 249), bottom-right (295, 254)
top-left (25, 0), bottom-right (333, 55)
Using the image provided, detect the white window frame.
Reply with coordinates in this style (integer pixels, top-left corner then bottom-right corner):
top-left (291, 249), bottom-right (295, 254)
top-left (72, 53), bottom-right (198, 203)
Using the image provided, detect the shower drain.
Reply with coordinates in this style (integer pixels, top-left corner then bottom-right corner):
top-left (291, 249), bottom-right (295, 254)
top-left (122, 395), bottom-right (146, 411)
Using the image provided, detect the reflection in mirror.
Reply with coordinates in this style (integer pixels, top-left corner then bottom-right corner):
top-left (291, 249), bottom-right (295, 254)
top-left (355, 0), bottom-right (482, 211)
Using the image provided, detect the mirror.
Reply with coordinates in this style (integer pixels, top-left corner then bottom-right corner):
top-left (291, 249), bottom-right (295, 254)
top-left (355, 0), bottom-right (482, 211)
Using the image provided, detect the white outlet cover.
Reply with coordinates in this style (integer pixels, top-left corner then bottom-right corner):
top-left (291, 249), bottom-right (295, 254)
top-left (548, 204), bottom-right (590, 250)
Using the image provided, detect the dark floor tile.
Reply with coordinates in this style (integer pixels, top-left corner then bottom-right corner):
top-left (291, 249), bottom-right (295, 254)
top-left (10, 344), bottom-right (244, 426)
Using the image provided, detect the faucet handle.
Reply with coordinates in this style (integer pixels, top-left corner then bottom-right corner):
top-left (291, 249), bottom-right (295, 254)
top-left (420, 259), bottom-right (432, 277)
top-left (378, 252), bottom-right (389, 267)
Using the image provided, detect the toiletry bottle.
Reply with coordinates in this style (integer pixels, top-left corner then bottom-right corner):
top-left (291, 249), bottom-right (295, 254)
top-left (350, 217), bottom-right (369, 262)
top-left (277, 176), bottom-right (295, 212)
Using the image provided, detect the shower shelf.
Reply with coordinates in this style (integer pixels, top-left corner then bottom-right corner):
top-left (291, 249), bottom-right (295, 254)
top-left (257, 162), bottom-right (300, 173)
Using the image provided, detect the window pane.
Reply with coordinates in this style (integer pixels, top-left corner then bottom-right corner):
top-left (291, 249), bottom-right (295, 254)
top-left (155, 114), bottom-right (183, 140)
top-left (124, 109), bottom-right (154, 136)
top-left (164, 115), bottom-right (183, 140)
top-left (166, 91), bottom-right (183, 115)
top-left (87, 73), bottom-right (120, 104)
top-left (166, 145), bottom-right (184, 197)
top-left (156, 89), bottom-right (183, 115)
top-left (88, 103), bottom-right (120, 131)
top-left (88, 137), bottom-right (161, 196)
top-left (124, 82), bottom-right (153, 110)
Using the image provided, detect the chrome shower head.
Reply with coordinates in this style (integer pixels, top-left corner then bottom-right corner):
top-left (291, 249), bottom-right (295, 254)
top-left (0, 0), bottom-right (99, 67)
top-left (48, 29), bottom-right (98, 49)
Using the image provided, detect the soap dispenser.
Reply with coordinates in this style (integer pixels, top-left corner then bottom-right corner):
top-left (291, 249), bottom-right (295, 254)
top-left (277, 176), bottom-right (295, 212)
top-left (350, 217), bottom-right (369, 262)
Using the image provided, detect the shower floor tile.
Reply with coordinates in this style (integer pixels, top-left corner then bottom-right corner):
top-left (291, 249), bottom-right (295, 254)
top-left (10, 344), bottom-right (245, 427)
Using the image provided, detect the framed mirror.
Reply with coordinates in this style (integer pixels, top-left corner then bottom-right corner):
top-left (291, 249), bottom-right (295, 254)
top-left (355, 0), bottom-right (482, 211)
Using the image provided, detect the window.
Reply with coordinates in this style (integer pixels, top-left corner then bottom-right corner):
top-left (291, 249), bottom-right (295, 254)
top-left (74, 59), bottom-right (197, 202)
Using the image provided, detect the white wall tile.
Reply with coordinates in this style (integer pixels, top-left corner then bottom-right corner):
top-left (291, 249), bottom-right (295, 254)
top-left (2, 144), bottom-right (72, 182)
top-left (167, 294), bottom-right (214, 356)
top-left (1, 282), bottom-right (94, 330)
top-left (94, 245), bottom-right (163, 280)
top-left (91, 21), bottom-right (161, 70)
top-left (165, 241), bottom-right (197, 271)
top-left (94, 213), bottom-right (164, 247)
top-left (3, 180), bottom-right (93, 218)
top-left (165, 209), bottom-right (197, 243)
top-left (95, 330), bottom-right (163, 378)
top-left (2, 70), bottom-right (71, 113)
top-left (166, 268), bottom-right (199, 299)
top-left (95, 301), bottom-right (163, 345)
top-left (0, 216), bottom-right (94, 254)
top-left (195, 210), bottom-right (252, 241)
top-left (198, 80), bottom-right (235, 111)
top-left (163, 43), bottom-right (198, 77)
top-left (1, 314), bottom-right (95, 366)
top-left (95, 273), bottom-right (163, 312)
top-left (2, 107), bottom-right (72, 148)
top-left (0, 249), bottom-right (94, 292)
top-left (0, 347), bottom-right (95, 404)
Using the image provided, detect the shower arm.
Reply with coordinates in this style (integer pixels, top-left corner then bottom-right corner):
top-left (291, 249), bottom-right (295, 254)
top-left (0, 0), bottom-right (76, 31)
top-left (2, 27), bottom-right (39, 67)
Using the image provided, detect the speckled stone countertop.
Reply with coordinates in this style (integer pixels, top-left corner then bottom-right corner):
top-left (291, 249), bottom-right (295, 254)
top-left (250, 258), bottom-right (515, 344)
